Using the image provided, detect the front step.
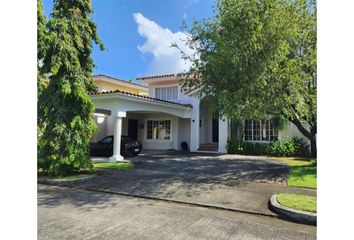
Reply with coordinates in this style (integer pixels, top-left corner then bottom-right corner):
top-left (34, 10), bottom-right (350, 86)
top-left (198, 143), bottom-right (218, 152)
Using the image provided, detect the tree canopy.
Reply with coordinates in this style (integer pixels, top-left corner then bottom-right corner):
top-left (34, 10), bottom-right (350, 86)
top-left (38, 0), bottom-right (104, 175)
top-left (182, 0), bottom-right (317, 156)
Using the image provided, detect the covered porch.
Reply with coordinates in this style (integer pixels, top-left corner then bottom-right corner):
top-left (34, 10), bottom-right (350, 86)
top-left (90, 90), bottom-right (193, 162)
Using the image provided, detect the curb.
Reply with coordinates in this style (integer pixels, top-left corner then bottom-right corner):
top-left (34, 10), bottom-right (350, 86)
top-left (38, 174), bottom-right (96, 184)
top-left (269, 194), bottom-right (316, 225)
top-left (38, 182), bottom-right (279, 219)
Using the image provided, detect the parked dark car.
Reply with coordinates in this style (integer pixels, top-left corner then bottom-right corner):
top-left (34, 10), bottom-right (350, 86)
top-left (90, 135), bottom-right (142, 157)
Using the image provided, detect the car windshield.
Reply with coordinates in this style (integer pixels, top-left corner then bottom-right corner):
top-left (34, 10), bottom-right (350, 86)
top-left (98, 136), bottom-right (133, 144)
top-left (99, 136), bottom-right (113, 144)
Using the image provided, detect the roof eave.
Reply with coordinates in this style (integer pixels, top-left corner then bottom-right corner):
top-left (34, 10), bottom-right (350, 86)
top-left (90, 91), bottom-right (193, 110)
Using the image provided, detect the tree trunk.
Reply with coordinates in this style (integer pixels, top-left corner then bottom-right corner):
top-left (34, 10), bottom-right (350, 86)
top-left (287, 116), bottom-right (317, 158)
top-left (310, 137), bottom-right (317, 158)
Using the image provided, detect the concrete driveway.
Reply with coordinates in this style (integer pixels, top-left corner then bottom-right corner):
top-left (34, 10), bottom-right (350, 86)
top-left (66, 151), bottom-right (315, 216)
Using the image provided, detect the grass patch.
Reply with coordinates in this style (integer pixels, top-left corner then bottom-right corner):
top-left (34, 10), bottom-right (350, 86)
top-left (93, 162), bottom-right (134, 170)
top-left (277, 194), bottom-right (317, 213)
top-left (278, 157), bottom-right (316, 189)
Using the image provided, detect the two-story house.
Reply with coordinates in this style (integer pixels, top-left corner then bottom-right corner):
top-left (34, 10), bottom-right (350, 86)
top-left (90, 73), bottom-right (309, 162)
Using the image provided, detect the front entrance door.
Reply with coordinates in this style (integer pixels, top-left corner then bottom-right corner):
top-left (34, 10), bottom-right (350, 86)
top-left (128, 119), bottom-right (138, 140)
top-left (212, 117), bottom-right (219, 142)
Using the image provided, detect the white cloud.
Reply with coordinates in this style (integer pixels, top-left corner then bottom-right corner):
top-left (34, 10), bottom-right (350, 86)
top-left (133, 13), bottom-right (195, 75)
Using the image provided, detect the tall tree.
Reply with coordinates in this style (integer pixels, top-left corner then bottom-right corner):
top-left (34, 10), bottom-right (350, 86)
top-left (38, 0), bottom-right (104, 175)
top-left (37, 0), bottom-right (49, 142)
top-left (37, 0), bottom-right (47, 92)
top-left (181, 0), bottom-right (317, 156)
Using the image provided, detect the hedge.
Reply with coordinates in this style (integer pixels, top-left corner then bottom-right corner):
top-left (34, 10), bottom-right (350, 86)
top-left (226, 137), bottom-right (310, 157)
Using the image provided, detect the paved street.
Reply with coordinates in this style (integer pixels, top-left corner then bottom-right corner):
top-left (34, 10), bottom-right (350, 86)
top-left (38, 184), bottom-right (316, 240)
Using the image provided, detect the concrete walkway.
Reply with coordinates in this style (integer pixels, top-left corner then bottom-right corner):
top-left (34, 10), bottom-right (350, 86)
top-left (50, 151), bottom-right (316, 216)
top-left (38, 184), bottom-right (316, 240)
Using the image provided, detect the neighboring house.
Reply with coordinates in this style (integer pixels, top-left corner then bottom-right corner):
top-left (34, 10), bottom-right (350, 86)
top-left (90, 73), bottom-right (309, 162)
top-left (43, 74), bottom-right (148, 95)
top-left (93, 74), bottom-right (148, 95)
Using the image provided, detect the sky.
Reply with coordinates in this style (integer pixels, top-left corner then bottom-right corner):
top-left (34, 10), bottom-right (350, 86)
top-left (43, 0), bottom-right (215, 83)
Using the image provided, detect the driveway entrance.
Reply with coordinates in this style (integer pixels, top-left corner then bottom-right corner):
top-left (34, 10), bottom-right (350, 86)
top-left (69, 151), bottom-right (315, 215)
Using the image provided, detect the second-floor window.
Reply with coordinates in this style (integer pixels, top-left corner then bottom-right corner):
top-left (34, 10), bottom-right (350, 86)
top-left (155, 86), bottom-right (178, 101)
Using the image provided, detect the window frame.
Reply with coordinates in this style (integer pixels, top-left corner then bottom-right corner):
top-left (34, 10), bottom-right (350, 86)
top-left (243, 119), bottom-right (278, 143)
top-left (145, 118), bottom-right (172, 141)
top-left (154, 85), bottom-right (179, 101)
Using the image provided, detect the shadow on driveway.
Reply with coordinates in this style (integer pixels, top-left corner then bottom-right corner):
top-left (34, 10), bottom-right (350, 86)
top-left (41, 151), bottom-right (294, 215)
top-left (37, 184), bottom-right (120, 211)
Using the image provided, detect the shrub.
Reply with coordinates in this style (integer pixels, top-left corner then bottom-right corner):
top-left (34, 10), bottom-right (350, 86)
top-left (292, 137), bottom-right (310, 157)
top-left (267, 141), bottom-right (288, 156)
top-left (267, 137), bottom-right (310, 157)
top-left (227, 137), bottom-right (310, 157)
top-left (226, 138), bottom-right (268, 155)
top-left (226, 138), bottom-right (243, 154)
top-left (242, 142), bottom-right (268, 155)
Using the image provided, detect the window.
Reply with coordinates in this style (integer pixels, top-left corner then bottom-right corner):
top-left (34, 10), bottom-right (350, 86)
top-left (244, 119), bottom-right (278, 141)
top-left (147, 120), bottom-right (171, 140)
top-left (155, 86), bottom-right (178, 101)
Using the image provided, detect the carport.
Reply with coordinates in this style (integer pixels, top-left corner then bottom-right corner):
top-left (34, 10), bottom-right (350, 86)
top-left (90, 90), bottom-right (193, 162)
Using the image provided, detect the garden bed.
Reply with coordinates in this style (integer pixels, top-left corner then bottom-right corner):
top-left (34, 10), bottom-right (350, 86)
top-left (93, 162), bottom-right (134, 170)
top-left (270, 194), bottom-right (317, 225)
top-left (277, 194), bottom-right (316, 213)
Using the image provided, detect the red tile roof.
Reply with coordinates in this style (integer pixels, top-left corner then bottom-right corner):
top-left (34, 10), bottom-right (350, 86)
top-left (92, 89), bottom-right (193, 108)
top-left (137, 73), bottom-right (184, 80)
top-left (94, 74), bottom-right (148, 89)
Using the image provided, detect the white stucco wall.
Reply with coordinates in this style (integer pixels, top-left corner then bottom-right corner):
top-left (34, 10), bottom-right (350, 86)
top-left (189, 97), bottom-right (200, 152)
top-left (178, 87), bottom-right (195, 105)
top-left (278, 122), bottom-right (311, 145)
top-left (178, 118), bottom-right (191, 150)
top-left (91, 114), bottom-right (108, 142)
top-left (218, 117), bottom-right (229, 153)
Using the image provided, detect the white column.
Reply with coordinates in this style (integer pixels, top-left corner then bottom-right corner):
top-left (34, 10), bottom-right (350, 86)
top-left (190, 98), bottom-right (200, 152)
top-left (218, 116), bottom-right (229, 154)
top-left (109, 111), bottom-right (127, 162)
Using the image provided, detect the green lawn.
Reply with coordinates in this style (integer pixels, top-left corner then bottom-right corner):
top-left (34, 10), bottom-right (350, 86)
top-left (93, 162), bottom-right (134, 170)
top-left (278, 157), bottom-right (317, 189)
top-left (277, 194), bottom-right (317, 213)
